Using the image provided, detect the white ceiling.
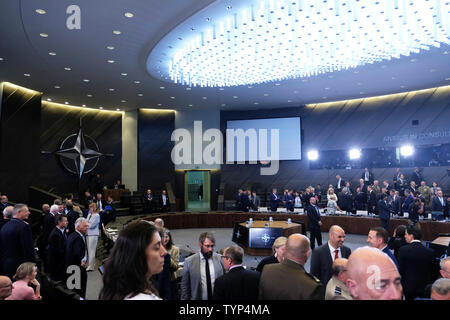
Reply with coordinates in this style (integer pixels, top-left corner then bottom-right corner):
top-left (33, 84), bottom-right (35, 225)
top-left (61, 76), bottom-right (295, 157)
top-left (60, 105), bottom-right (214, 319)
top-left (0, 0), bottom-right (449, 112)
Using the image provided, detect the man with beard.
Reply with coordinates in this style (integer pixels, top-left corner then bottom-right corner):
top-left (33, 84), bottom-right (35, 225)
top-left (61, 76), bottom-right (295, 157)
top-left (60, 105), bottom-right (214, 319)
top-left (181, 232), bottom-right (225, 300)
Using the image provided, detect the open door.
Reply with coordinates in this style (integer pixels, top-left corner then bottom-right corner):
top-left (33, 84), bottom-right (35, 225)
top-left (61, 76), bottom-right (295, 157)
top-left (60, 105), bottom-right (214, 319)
top-left (185, 170), bottom-right (210, 211)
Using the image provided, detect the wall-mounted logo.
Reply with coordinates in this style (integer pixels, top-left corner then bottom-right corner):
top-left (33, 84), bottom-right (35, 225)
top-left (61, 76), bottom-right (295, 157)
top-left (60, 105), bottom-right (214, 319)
top-left (42, 121), bottom-right (113, 178)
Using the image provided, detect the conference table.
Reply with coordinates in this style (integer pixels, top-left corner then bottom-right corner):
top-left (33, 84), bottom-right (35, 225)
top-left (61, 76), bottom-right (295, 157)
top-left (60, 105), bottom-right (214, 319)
top-left (139, 211), bottom-right (450, 242)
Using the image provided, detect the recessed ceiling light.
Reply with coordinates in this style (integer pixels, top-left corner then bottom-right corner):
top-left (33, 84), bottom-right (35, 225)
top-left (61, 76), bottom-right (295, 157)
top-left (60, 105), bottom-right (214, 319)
top-left (24, 73), bottom-right (30, 77)
top-left (275, 83), bottom-right (280, 86)
top-left (87, 94), bottom-right (93, 97)
top-left (360, 91), bottom-right (365, 94)
top-left (121, 73), bottom-right (127, 76)
top-left (170, 96), bottom-right (175, 99)
top-left (219, 88), bottom-right (224, 91)
top-left (157, 103), bottom-right (162, 106)
top-left (64, 67), bottom-right (71, 71)
top-left (188, 104), bottom-right (193, 107)
top-left (83, 79), bottom-right (90, 82)
top-left (353, 71), bottom-right (359, 74)
top-left (287, 100), bottom-right (292, 103)
top-left (221, 104), bottom-right (226, 107)
top-left (0, 57), bottom-right (3, 61)
top-left (54, 85), bottom-right (60, 88)
top-left (134, 80), bottom-right (140, 84)
top-left (302, 79), bottom-right (308, 82)
top-left (35, 9), bottom-right (46, 14)
top-left (247, 86), bottom-right (253, 88)
top-left (400, 85), bottom-right (406, 88)
top-left (121, 100), bottom-right (127, 103)
top-left (254, 102), bottom-right (259, 105)
top-left (116, 108), bottom-right (121, 111)
top-left (202, 97), bottom-right (207, 100)
top-left (48, 52), bottom-right (56, 56)
top-left (107, 46), bottom-right (115, 50)
top-left (160, 86), bottom-right (165, 89)
top-left (40, 33), bottom-right (48, 38)
top-left (410, 59), bottom-right (417, 62)
top-left (99, 106), bottom-right (103, 109)
top-left (124, 12), bottom-right (134, 18)
top-left (82, 104), bottom-right (86, 107)
top-left (430, 69), bottom-right (436, 72)
top-left (186, 87), bottom-right (191, 91)
top-left (113, 30), bottom-right (121, 35)
top-left (109, 88), bottom-right (115, 91)
top-left (138, 93), bottom-right (143, 96)
top-left (233, 96), bottom-right (238, 99)
top-left (391, 77), bottom-right (396, 80)
top-left (322, 96), bottom-right (327, 99)
top-left (328, 75), bottom-right (334, 79)
top-left (443, 51), bottom-right (448, 55)
top-left (65, 102), bottom-right (69, 105)
top-left (107, 60), bottom-right (115, 63)
top-left (263, 93), bottom-right (269, 96)
top-left (324, 87), bottom-right (330, 90)
top-left (47, 98), bottom-right (52, 101)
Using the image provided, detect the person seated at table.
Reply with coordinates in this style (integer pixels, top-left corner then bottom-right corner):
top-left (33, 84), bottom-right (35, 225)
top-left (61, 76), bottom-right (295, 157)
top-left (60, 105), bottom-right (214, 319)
top-left (114, 180), bottom-right (123, 189)
top-left (6, 262), bottom-right (41, 300)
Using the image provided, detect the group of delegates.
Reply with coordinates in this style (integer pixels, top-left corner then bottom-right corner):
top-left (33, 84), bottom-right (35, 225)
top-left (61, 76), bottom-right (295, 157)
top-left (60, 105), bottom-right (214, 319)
top-left (0, 190), bottom-right (118, 300)
top-left (94, 217), bottom-right (449, 300)
top-left (142, 189), bottom-right (170, 214)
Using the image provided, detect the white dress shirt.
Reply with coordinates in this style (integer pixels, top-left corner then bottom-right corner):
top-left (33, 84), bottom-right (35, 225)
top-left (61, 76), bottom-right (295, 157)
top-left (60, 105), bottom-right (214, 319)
top-left (328, 241), bottom-right (341, 262)
top-left (200, 254), bottom-right (216, 300)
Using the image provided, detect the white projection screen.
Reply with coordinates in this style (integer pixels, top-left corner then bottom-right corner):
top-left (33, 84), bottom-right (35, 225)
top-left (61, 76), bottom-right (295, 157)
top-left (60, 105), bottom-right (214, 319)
top-left (226, 117), bottom-right (302, 162)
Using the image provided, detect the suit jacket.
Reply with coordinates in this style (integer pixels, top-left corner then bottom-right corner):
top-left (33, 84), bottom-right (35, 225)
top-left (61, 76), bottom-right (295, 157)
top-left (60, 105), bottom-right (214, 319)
top-left (67, 210), bottom-right (80, 235)
top-left (335, 179), bottom-right (344, 193)
top-left (269, 193), bottom-right (279, 211)
top-left (361, 171), bottom-right (374, 185)
top-left (65, 232), bottom-right (86, 268)
top-left (431, 196), bottom-right (447, 212)
top-left (306, 204), bottom-right (321, 231)
top-left (389, 196), bottom-right (402, 215)
top-left (340, 194), bottom-right (353, 212)
top-left (94, 199), bottom-right (106, 212)
top-left (398, 241), bottom-right (437, 299)
top-left (47, 227), bottom-right (67, 281)
top-left (86, 213), bottom-right (100, 236)
top-left (353, 192), bottom-right (365, 210)
top-left (180, 252), bottom-right (224, 300)
top-left (411, 171), bottom-right (422, 185)
top-left (259, 259), bottom-right (323, 300)
top-left (388, 237), bottom-right (408, 260)
top-left (256, 255), bottom-right (278, 273)
top-left (377, 199), bottom-right (391, 220)
top-left (403, 195), bottom-right (414, 212)
top-left (160, 195), bottom-right (169, 209)
top-left (382, 246), bottom-right (398, 269)
top-left (241, 193), bottom-right (251, 212)
top-left (282, 194), bottom-right (294, 210)
top-left (235, 193), bottom-right (242, 211)
top-left (310, 243), bottom-right (351, 288)
top-left (252, 195), bottom-right (261, 209)
top-left (42, 212), bottom-right (57, 248)
top-left (367, 191), bottom-right (377, 211)
top-left (0, 218), bottom-right (36, 278)
top-left (213, 266), bottom-right (260, 300)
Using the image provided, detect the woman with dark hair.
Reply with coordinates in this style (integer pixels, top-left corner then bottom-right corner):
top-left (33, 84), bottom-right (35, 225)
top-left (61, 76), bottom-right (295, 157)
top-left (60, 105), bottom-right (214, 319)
top-left (388, 224), bottom-right (408, 260)
top-left (161, 228), bottom-right (180, 299)
top-left (99, 220), bottom-right (167, 300)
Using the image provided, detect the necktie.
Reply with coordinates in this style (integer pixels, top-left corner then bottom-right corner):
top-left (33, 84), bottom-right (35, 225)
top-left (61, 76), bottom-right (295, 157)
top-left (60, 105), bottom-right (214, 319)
top-left (334, 249), bottom-right (339, 260)
top-left (205, 257), bottom-right (213, 300)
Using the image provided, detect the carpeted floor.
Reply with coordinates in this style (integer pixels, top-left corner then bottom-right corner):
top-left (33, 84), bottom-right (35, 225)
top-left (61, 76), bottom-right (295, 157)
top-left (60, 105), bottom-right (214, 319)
top-left (86, 219), bottom-right (372, 300)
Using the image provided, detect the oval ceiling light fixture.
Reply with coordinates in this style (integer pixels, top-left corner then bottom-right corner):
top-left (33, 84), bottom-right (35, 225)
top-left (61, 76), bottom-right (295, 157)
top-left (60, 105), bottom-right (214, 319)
top-left (113, 30), bottom-right (121, 35)
top-left (35, 9), bottom-right (46, 14)
top-left (125, 12), bottom-right (134, 18)
top-left (40, 33), bottom-right (49, 37)
top-left (147, 0), bottom-right (450, 87)
top-left (107, 46), bottom-right (115, 50)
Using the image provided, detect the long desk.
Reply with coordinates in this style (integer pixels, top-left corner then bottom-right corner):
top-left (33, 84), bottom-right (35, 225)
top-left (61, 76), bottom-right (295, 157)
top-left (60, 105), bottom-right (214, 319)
top-left (142, 212), bottom-right (450, 242)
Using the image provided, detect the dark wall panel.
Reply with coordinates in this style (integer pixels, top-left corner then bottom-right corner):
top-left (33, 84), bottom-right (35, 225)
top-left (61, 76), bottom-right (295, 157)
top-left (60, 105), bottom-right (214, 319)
top-left (221, 87), bottom-right (450, 199)
top-left (138, 110), bottom-right (175, 193)
top-left (39, 102), bottom-right (122, 197)
top-left (0, 83), bottom-right (41, 203)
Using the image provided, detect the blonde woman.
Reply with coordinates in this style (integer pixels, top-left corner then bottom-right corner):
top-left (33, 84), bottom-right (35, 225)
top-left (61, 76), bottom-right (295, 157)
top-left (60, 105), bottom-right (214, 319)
top-left (327, 195), bottom-right (340, 215)
top-left (327, 187), bottom-right (338, 203)
top-left (256, 236), bottom-right (287, 272)
top-left (6, 262), bottom-right (41, 300)
top-left (86, 202), bottom-right (100, 271)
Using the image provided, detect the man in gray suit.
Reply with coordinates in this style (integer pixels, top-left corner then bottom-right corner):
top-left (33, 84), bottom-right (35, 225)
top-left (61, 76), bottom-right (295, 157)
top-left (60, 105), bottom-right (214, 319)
top-left (251, 191), bottom-right (260, 211)
top-left (181, 232), bottom-right (224, 300)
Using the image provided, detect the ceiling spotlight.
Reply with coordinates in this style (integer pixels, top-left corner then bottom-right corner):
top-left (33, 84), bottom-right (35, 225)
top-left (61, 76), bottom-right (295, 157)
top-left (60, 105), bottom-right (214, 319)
top-left (54, 85), bottom-right (61, 89)
top-left (121, 100), bottom-right (127, 103)
top-left (202, 97), bottom-right (207, 100)
top-left (99, 106), bottom-right (103, 110)
top-left (116, 108), bottom-right (121, 111)
top-left (124, 12), bottom-right (134, 18)
top-left (186, 87), bottom-right (191, 91)
top-left (307, 150), bottom-right (319, 161)
top-left (157, 103), bottom-right (162, 106)
top-left (113, 30), bottom-right (121, 35)
top-left (47, 98), bottom-right (52, 101)
top-left (40, 33), bottom-right (48, 37)
top-left (170, 96), bottom-right (175, 99)
top-left (121, 73), bottom-right (127, 76)
top-left (275, 83), bottom-right (281, 86)
top-left (82, 104), bottom-right (86, 107)
top-left (138, 93), bottom-right (143, 96)
top-left (24, 73), bottom-right (31, 77)
top-left (107, 46), bottom-right (115, 50)
top-left (134, 80), bottom-right (140, 84)
top-left (188, 104), bottom-right (193, 107)
top-left (87, 94), bottom-right (93, 97)
top-left (233, 96), bottom-right (238, 99)
top-left (107, 60), bottom-right (115, 63)
top-left (64, 102), bottom-right (69, 105)
top-left (48, 52), bottom-right (56, 56)
top-left (109, 88), bottom-right (115, 91)
top-left (349, 148), bottom-right (361, 160)
top-left (83, 79), bottom-right (90, 82)
top-left (0, 58), bottom-right (3, 61)
top-left (160, 86), bottom-right (165, 89)
top-left (64, 67), bottom-right (71, 71)
top-left (35, 9), bottom-right (46, 14)
top-left (400, 145), bottom-right (414, 157)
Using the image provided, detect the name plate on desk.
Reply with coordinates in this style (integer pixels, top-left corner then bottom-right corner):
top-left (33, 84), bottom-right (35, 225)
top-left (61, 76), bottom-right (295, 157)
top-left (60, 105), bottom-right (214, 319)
top-left (258, 208), bottom-right (268, 213)
top-left (294, 208), bottom-right (304, 214)
top-left (357, 210), bottom-right (368, 216)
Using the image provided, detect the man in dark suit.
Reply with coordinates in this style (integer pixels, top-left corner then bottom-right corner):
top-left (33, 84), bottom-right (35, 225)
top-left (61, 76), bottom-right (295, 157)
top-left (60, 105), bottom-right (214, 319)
top-left (411, 167), bottom-right (422, 186)
top-left (213, 245), bottom-right (259, 300)
top-left (367, 227), bottom-right (398, 268)
top-left (339, 188), bottom-right (353, 215)
top-left (250, 192), bottom-right (260, 211)
top-left (367, 186), bottom-right (377, 216)
top-left (0, 204), bottom-right (35, 279)
top-left (41, 204), bottom-right (59, 269)
top-left (0, 195), bottom-right (11, 212)
top-left (306, 197), bottom-right (322, 250)
top-left (240, 191), bottom-right (251, 212)
top-left (94, 193), bottom-right (106, 213)
top-left (432, 190), bottom-right (447, 214)
top-left (65, 217), bottom-right (89, 299)
top-left (47, 214), bottom-right (68, 281)
top-left (398, 224), bottom-right (437, 300)
top-left (377, 193), bottom-right (392, 231)
top-left (259, 234), bottom-right (323, 300)
top-left (159, 190), bottom-right (169, 212)
top-left (361, 168), bottom-right (374, 186)
top-left (0, 206), bottom-right (13, 231)
top-left (310, 225), bottom-right (351, 289)
top-left (269, 188), bottom-right (279, 212)
top-left (102, 195), bottom-right (116, 225)
top-left (235, 189), bottom-right (243, 211)
top-left (335, 175), bottom-right (343, 193)
top-left (282, 190), bottom-right (294, 212)
top-left (65, 201), bottom-right (80, 235)
top-left (388, 190), bottom-right (402, 217)
top-left (143, 189), bottom-right (154, 214)
top-left (353, 187), bottom-right (366, 211)
top-left (393, 168), bottom-right (403, 182)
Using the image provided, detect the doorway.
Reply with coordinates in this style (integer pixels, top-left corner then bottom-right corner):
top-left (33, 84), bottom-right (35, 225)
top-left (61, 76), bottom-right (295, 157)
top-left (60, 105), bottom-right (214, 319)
top-left (185, 170), bottom-right (210, 211)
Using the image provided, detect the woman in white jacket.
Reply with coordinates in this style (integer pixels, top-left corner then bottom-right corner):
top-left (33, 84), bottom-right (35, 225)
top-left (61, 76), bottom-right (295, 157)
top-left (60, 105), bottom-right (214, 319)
top-left (86, 202), bottom-right (100, 271)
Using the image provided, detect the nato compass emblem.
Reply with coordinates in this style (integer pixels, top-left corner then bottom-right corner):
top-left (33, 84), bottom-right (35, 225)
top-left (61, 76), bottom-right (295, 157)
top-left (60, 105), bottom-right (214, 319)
top-left (260, 232), bottom-right (271, 245)
top-left (42, 120), bottom-right (113, 178)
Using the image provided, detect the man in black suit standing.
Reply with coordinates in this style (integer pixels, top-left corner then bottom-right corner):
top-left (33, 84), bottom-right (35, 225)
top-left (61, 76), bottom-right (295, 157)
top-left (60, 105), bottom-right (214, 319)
top-left (143, 189), bottom-right (154, 214)
top-left (66, 201), bottom-right (80, 235)
top-left (411, 167), bottom-right (422, 186)
top-left (339, 188), bottom-right (353, 215)
top-left (0, 204), bottom-right (35, 279)
top-left (65, 217), bottom-right (89, 299)
top-left (367, 186), bottom-right (377, 216)
top-left (213, 245), bottom-right (259, 300)
top-left (159, 190), bottom-right (169, 212)
top-left (335, 175), bottom-right (343, 193)
top-left (388, 190), bottom-right (402, 217)
top-left (307, 197), bottom-right (322, 250)
top-left (269, 188), bottom-right (279, 212)
top-left (47, 214), bottom-right (68, 281)
top-left (377, 193), bottom-right (392, 231)
top-left (310, 225), bottom-right (351, 289)
top-left (240, 190), bottom-right (251, 212)
top-left (361, 168), bottom-right (374, 186)
top-left (432, 190), bottom-right (447, 216)
top-left (398, 224), bottom-right (437, 300)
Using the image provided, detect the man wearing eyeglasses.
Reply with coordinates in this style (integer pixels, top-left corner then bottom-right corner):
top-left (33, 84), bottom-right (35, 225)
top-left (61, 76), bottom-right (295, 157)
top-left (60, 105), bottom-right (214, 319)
top-left (0, 275), bottom-right (13, 300)
top-left (213, 245), bottom-right (260, 300)
top-left (181, 232), bottom-right (224, 300)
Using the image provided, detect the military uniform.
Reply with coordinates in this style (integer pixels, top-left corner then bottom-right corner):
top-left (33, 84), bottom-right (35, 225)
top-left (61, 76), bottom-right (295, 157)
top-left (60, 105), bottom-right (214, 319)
top-left (259, 259), bottom-right (323, 300)
top-left (418, 186), bottom-right (432, 210)
top-left (325, 276), bottom-right (353, 300)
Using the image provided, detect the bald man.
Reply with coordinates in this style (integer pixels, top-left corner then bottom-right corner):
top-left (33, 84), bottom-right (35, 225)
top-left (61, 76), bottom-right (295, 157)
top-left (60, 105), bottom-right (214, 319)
top-left (311, 225), bottom-right (351, 288)
top-left (325, 258), bottom-right (352, 300)
top-left (346, 247), bottom-right (403, 300)
top-left (430, 278), bottom-right (450, 300)
top-left (0, 276), bottom-right (12, 300)
top-left (259, 233), bottom-right (323, 300)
